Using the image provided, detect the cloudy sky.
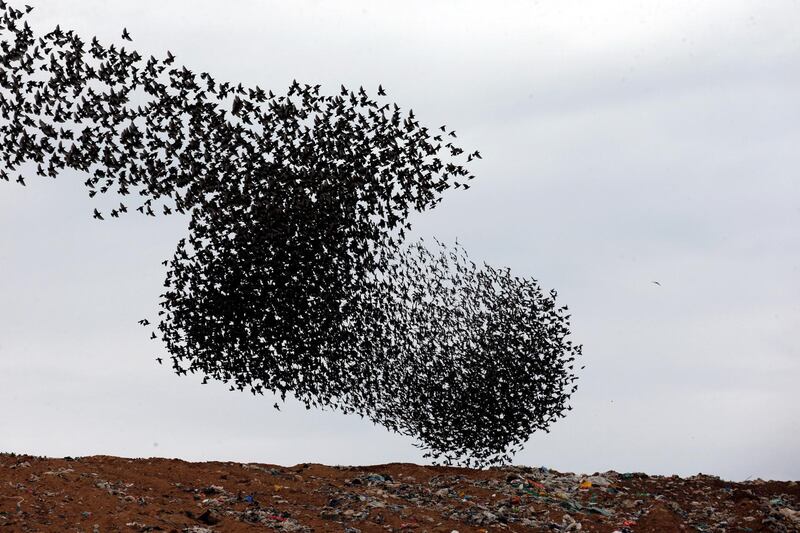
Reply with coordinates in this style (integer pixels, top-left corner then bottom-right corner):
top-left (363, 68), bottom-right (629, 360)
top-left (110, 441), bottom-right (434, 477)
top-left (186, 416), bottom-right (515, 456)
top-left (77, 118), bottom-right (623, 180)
top-left (1, 0), bottom-right (798, 481)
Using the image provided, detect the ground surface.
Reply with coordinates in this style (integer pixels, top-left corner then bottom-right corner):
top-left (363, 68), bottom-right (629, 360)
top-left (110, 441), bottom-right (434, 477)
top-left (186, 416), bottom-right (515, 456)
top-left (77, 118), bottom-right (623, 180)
top-left (0, 454), bottom-right (798, 532)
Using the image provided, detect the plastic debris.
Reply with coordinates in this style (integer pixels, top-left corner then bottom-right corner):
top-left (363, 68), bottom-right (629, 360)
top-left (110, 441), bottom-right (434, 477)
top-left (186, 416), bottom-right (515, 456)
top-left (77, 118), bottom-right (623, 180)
top-left (0, 454), bottom-right (797, 532)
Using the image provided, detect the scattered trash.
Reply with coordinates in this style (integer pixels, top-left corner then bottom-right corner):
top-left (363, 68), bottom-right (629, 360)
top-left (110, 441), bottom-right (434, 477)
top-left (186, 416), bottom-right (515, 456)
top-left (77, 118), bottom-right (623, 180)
top-left (196, 508), bottom-right (221, 525)
top-left (201, 485), bottom-right (224, 495)
top-left (1, 456), bottom-right (797, 532)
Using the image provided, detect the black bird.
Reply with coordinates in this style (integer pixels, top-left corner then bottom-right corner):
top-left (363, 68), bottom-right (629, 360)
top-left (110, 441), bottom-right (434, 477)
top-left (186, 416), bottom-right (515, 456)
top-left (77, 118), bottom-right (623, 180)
top-left (93, 208), bottom-right (103, 220)
top-left (121, 27), bottom-right (132, 41)
top-left (377, 84), bottom-right (385, 96)
top-left (231, 95), bottom-right (243, 116)
top-left (16, 175), bottom-right (25, 186)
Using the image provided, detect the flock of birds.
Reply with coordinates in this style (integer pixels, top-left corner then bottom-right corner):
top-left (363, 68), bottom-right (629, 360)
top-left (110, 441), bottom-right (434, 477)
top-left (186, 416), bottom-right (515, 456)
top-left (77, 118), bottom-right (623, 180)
top-left (0, 2), bottom-right (581, 467)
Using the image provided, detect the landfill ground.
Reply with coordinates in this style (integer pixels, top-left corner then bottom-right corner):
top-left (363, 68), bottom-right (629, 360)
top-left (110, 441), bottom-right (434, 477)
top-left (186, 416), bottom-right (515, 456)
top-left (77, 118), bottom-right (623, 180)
top-left (0, 454), bottom-right (798, 533)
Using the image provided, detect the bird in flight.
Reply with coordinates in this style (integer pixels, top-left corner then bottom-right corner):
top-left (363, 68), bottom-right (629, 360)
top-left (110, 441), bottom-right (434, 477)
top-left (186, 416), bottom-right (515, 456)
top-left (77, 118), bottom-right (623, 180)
top-left (121, 27), bottom-right (132, 41)
top-left (652, 281), bottom-right (661, 286)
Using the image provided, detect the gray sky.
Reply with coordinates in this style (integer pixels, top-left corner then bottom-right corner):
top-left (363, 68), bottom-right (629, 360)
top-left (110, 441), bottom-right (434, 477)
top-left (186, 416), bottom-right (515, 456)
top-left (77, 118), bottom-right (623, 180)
top-left (1, 0), bottom-right (798, 481)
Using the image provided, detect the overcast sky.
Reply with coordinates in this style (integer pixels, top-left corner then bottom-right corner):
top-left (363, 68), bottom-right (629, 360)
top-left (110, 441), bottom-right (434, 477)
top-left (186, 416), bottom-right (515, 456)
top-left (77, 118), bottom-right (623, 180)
top-left (1, 0), bottom-right (798, 481)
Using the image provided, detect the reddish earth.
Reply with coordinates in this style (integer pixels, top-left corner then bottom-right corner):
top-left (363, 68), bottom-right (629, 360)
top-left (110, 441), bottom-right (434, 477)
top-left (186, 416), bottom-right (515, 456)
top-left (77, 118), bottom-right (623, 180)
top-left (0, 453), bottom-right (798, 532)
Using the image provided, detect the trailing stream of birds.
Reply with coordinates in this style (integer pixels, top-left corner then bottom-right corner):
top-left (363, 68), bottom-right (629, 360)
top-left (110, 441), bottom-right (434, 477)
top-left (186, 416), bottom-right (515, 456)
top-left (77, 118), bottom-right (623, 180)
top-left (0, 2), bottom-right (582, 467)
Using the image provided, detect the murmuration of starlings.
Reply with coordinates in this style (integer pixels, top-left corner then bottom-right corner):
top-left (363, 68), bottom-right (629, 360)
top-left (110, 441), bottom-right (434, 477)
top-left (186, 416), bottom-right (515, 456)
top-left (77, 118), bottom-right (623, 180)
top-left (0, 2), bottom-right (581, 467)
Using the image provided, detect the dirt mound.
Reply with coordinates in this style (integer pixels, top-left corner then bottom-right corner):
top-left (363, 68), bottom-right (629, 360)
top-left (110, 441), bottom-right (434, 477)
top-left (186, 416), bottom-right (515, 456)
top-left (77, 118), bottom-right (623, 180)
top-left (0, 453), bottom-right (797, 532)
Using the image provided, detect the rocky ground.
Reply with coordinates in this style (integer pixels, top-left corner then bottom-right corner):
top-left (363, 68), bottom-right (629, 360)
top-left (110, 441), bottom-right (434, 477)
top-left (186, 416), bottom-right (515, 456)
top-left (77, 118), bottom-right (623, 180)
top-left (0, 454), bottom-right (798, 532)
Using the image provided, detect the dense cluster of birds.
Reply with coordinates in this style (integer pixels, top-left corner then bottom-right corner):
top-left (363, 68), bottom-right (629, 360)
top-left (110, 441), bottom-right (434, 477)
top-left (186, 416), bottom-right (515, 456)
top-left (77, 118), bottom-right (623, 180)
top-left (0, 2), bottom-right (581, 467)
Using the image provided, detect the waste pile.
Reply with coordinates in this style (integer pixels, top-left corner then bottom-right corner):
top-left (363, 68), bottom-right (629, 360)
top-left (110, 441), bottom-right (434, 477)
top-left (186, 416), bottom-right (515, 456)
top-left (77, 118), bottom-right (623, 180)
top-left (1, 453), bottom-right (798, 532)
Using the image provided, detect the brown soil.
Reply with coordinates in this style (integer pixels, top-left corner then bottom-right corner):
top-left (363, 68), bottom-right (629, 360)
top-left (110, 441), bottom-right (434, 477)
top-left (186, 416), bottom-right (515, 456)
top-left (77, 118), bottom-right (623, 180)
top-left (0, 453), bottom-right (797, 532)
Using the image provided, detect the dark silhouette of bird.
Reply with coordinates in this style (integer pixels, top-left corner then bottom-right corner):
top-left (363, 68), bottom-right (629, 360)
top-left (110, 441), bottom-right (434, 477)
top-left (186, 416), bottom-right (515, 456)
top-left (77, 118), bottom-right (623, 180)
top-left (377, 84), bottom-right (385, 96)
top-left (652, 281), bottom-right (661, 286)
top-left (121, 28), bottom-right (132, 41)
top-left (231, 96), bottom-right (243, 116)
top-left (93, 208), bottom-right (103, 220)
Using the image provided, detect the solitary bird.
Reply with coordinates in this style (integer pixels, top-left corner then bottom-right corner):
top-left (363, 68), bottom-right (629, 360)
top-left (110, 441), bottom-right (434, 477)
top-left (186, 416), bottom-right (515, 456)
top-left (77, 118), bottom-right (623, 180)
top-left (652, 281), bottom-right (661, 286)
top-left (121, 28), bottom-right (132, 41)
